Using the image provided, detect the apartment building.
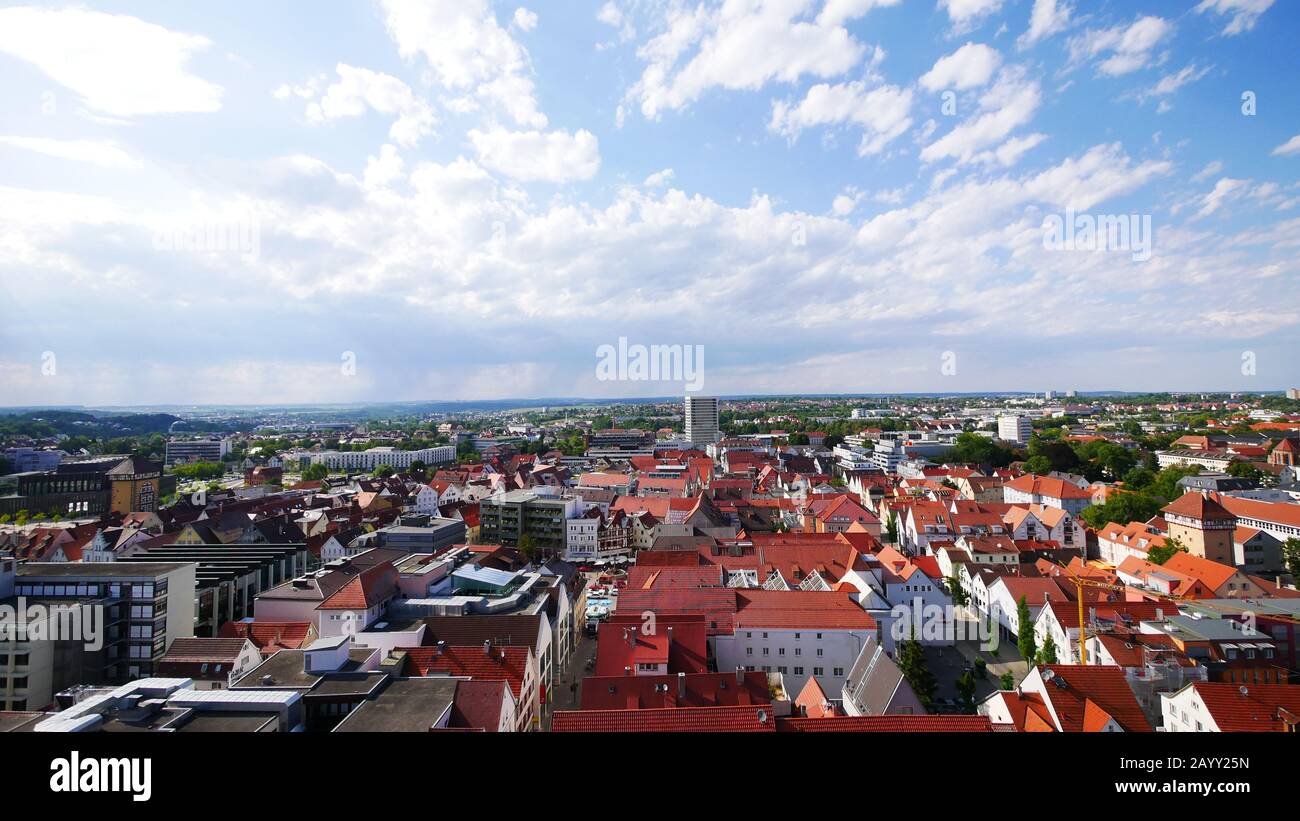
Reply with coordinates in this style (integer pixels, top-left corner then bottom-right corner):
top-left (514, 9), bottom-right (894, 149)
top-left (164, 437), bottom-right (232, 466)
top-left (684, 396), bottom-right (720, 446)
top-left (3, 561), bottom-right (196, 708)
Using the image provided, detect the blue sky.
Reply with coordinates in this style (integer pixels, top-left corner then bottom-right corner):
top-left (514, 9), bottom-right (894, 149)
top-left (1, 0), bottom-right (1298, 406)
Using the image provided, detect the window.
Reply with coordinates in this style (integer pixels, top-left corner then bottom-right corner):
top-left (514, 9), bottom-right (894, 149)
top-left (813, 667), bottom-right (824, 676)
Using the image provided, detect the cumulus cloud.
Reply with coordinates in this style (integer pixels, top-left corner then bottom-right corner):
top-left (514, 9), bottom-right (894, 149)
top-left (921, 67), bottom-right (1041, 164)
top-left (919, 42), bottom-right (1002, 91)
top-left (379, 0), bottom-right (547, 128)
top-left (0, 6), bottom-right (222, 117)
top-left (301, 64), bottom-right (437, 147)
top-left (468, 128), bottom-right (601, 182)
top-left (769, 80), bottom-right (913, 155)
top-left (628, 0), bottom-right (878, 118)
top-left (1018, 0), bottom-right (1071, 49)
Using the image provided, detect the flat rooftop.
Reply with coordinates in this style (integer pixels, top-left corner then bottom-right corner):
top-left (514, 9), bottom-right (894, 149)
top-left (332, 678), bottom-right (458, 732)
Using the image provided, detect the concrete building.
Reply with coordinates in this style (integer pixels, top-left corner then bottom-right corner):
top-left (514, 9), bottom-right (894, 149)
top-left (3, 561), bottom-right (196, 707)
top-left (997, 415), bottom-right (1032, 445)
top-left (164, 437), bottom-right (232, 466)
top-left (684, 395), bottom-right (720, 446)
top-left (285, 446), bottom-right (455, 473)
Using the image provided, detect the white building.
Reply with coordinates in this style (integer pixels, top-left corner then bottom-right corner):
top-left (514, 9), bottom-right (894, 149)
top-left (684, 396), bottom-right (720, 446)
top-left (164, 437), bottom-right (232, 466)
top-left (289, 446), bottom-right (455, 473)
top-left (997, 415), bottom-right (1032, 445)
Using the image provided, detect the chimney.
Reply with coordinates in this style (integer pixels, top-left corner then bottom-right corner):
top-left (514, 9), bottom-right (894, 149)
top-left (736, 666), bottom-right (744, 685)
top-left (483, 640), bottom-right (491, 656)
top-left (677, 671), bottom-right (686, 699)
top-left (624, 665), bottom-right (633, 677)
top-left (436, 640), bottom-right (445, 655)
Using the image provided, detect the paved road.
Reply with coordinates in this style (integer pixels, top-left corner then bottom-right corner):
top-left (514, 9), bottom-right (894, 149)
top-left (543, 629), bottom-right (597, 730)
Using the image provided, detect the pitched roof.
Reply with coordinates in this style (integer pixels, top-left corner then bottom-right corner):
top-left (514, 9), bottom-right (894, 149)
top-left (401, 645), bottom-right (531, 699)
top-left (317, 562), bottom-right (399, 610)
top-left (776, 715), bottom-right (994, 732)
top-left (733, 590), bottom-right (876, 631)
top-left (579, 671), bottom-right (771, 710)
top-left (1036, 665), bottom-right (1153, 732)
top-left (1004, 474), bottom-right (1092, 500)
top-left (160, 637), bottom-right (250, 664)
top-left (1162, 491), bottom-right (1237, 522)
top-left (218, 621), bottom-right (314, 656)
top-left (1161, 552), bottom-right (1241, 592)
top-left (1186, 682), bottom-right (1300, 732)
top-left (552, 705), bottom-right (777, 732)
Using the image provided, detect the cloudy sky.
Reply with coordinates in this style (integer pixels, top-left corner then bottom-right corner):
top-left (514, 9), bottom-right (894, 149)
top-left (1, 0), bottom-right (1298, 406)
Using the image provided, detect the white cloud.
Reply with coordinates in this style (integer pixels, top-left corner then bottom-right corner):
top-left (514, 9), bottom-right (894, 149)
top-left (770, 80), bottom-right (913, 156)
top-left (1018, 0), bottom-right (1071, 49)
top-left (919, 42), bottom-right (1002, 91)
top-left (818, 0), bottom-right (903, 26)
top-left (1194, 0), bottom-right (1275, 36)
top-left (629, 0), bottom-right (874, 118)
top-left (1197, 177), bottom-right (1251, 217)
top-left (1191, 160), bottom-right (1224, 182)
top-left (644, 168), bottom-right (676, 188)
top-left (1138, 64), bottom-right (1211, 102)
top-left (513, 7), bottom-right (538, 31)
top-left (938, 0), bottom-right (1004, 29)
top-left (303, 64), bottom-right (437, 147)
top-left (0, 6), bottom-right (222, 117)
top-left (921, 67), bottom-right (1041, 164)
top-left (468, 128), bottom-right (601, 182)
top-left (1069, 16), bottom-right (1172, 77)
top-left (379, 0), bottom-right (547, 128)
top-left (0, 136), bottom-right (140, 169)
top-left (1271, 135), bottom-right (1300, 157)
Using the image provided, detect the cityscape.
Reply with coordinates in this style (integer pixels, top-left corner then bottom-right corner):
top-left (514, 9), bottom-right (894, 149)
top-left (1, 0), bottom-right (1298, 799)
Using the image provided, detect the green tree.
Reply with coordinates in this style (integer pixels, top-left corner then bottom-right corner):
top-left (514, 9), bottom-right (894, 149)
top-left (896, 626), bottom-right (938, 710)
top-left (1016, 596), bottom-right (1037, 662)
top-left (517, 533), bottom-right (537, 562)
top-left (1035, 634), bottom-right (1059, 666)
top-left (955, 670), bottom-right (978, 714)
top-left (374, 464), bottom-right (395, 478)
top-left (999, 671), bottom-right (1015, 690)
top-left (302, 463), bottom-right (329, 482)
top-left (1227, 461), bottom-right (1264, 482)
top-left (1279, 538), bottom-right (1300, 579)
top-left (1146, 535), bottom-right (1188, 566)
top-left (946, 574), bottom-right (970, 607)
top-left (1023, 455), bottom-right (1052, 475)
top-left (885, 516), bottom-right (899, 545)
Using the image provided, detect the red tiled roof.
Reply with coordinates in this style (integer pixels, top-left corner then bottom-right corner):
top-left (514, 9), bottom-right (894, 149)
top-left (579, 671), bottom-right (771, 710)
top-left (1162, 492), bottom-right (1236, 522)
top-left (1036, 665), bottom-right (1152, 732)
top-left (218, 621), bottom-right (314, 656)
top-left (733, 590), bottom-right (875, 631)
top-left (552, 705), bottom-right (777, 732)
top-left (402, 645), bottom-right (530, 699)
top-left (776, 715), bottom-right (995, 732)
top-left (317, 562), bottom-right (399, 610)
top-left (1004, 475), bottom-right (1092, 500)
top-left (1188, 682), bottom-right (1300, 732)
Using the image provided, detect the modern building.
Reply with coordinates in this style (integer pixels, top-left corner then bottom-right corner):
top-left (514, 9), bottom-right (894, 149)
top-left (0, 456), bottom-right (171, 518)
top-left (585, 429), bottom-right (656, 458)
top-left (684, 396), bottom-right (720, 446)
top-left (479, 490), bottom-right (579, 557)
top-left (164, 437), bottom-right (232, 466)
top-left (284, 446), bottom-right (455, 473)
top-left (997, 415), bottom-right (1032, 445)
top-left (2, 447), bottom-right (63, 474)
top-left (5, 561), bottom-right (196, 698)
